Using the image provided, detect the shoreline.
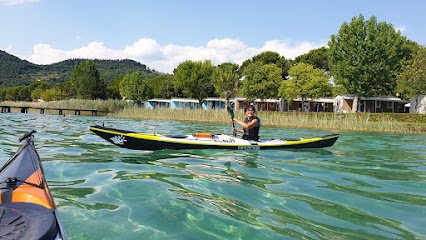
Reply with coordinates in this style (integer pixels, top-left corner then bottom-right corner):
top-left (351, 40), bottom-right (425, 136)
top-left (1, 100), bottom-right (425, 135)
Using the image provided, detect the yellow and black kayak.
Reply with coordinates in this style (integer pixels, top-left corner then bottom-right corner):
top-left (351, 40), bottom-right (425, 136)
top-left (0, 131), bottom-right (67, 240)
top-left (90, 125), bottom-right (339, 150)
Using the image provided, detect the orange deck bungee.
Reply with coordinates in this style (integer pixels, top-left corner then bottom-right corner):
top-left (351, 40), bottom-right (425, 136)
top-left (194, 133), bottom-right (212, 138)
top-left (2, 170), bottom-right (53, 209)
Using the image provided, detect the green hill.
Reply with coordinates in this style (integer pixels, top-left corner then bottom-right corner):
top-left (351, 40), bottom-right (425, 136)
top-left (0, 50), bottom-right (162, 88)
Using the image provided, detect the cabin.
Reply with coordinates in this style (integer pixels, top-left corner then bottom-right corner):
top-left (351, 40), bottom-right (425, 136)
top-left (233, 98), bottom-right (280, 111)
top-left (146, 99), bottom-right (171, 109)
top-left (171, 98), bottom-right (200, 109)
top-left (202, 98), bottom-right (227, 110)
top-left (253, 99), bottom-right (280, 111)
top-left (234, 97), bottom-right (249, 111)
top-left (334, 94), bottom-right (408, 113)
top-left (279, 97), bottom-right (335, 112)
top-left (309, 97), bottom-right (335, 112)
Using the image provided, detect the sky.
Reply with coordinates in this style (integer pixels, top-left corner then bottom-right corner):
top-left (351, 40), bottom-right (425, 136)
top-left (1, 0), bottom-right (425, 73)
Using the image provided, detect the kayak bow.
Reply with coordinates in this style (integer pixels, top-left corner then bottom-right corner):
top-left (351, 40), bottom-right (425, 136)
top-left (90, 125), bottom-right (339, 150)
top-left (0, 131), bottom-right (68, 240)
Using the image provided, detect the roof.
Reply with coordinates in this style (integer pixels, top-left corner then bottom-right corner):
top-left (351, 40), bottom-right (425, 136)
top-left (291, 97), bottom-right (335, 103)
top-left (234, 98), bottom-right (279, 103)
top-left (337, 94), bottom-right (408, 102)
top-left (254, 99), bottom-right (280, 103)
top-left (171, 98), bottom-right (200, 103)
top-left (148, 98), bottom-right (171, 102)
top-left (203, 97), bottom-right (227, 102)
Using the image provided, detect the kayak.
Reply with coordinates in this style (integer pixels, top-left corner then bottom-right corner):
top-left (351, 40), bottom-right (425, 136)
top-left (90, 125), bottom-right (339, 150)
top-left (0, 131), bottom-right (68, 240)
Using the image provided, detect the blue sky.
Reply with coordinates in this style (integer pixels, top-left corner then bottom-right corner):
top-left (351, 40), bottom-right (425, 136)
top-left (1, 0), bottom-right (425, 73)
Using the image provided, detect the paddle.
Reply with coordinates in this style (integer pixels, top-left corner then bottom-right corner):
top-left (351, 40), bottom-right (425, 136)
top-left (225, 94), bottom-right (236, 137)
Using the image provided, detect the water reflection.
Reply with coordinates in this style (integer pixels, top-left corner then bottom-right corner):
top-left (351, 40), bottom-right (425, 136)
top-left (1, 112), bottom-right (425, 239)
top-left (105, 151), bottom-right (421, 239)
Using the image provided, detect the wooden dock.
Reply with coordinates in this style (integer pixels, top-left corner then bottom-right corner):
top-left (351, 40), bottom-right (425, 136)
top-left (0, 105), bottom-right (107, 116)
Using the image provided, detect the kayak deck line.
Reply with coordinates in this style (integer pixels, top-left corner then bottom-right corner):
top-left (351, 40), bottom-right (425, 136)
top-left (90, 125), bottom-right (339, 150)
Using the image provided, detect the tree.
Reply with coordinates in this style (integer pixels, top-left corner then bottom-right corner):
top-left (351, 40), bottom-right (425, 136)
top-left (31, 88), bottom-right (44, 100)
top-left (252, 51), bottom-right (281, 64)
top-left (0, 89), bottom-right (5, 101)
top-left (328, 14), bottom-right (410, 112)
top-left (41, 88), bottom-right (67, 101)
top-left (173, 60), bottom-right (215, 104)
top-left (70, 60), bottom-right (106, 99)
top-left (148, 74), bottom-right (175, 99)
top-left (241, 62), bottom-right (283, 110)
top-left (56, 81), bottom-right (76, 99)
top-left (212, 62), bottom-right (240, 99)
top-left (279, 63), bottom-right (332, 111)
top-left (5, 86), bottom-right (20, 101)
top-left (30, 81), bottom-right (51, 100)
top-left (107, 72), bottom-right (123, 99)
top-left (240, 51), bottom-right (290, 79)
top-left (294, 47), bottom-right (329, 71)
top-left (29, 81), bottom-right (50, 91)
top-left (18, 86), bottom-right (31, 101)
top-left (119, 71), bottom-right (153, 103)
top-left (396, 46), bottom-right (426, 99)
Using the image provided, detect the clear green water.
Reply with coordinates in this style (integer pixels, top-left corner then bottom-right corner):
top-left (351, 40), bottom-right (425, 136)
top-left (0, 112), bottom-right (425, 240)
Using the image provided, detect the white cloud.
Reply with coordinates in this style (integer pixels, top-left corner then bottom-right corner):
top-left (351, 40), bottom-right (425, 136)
top-left (395, 25), bottom-right (407, 33)
top-left (262, 40), bottom-right (327, 60)
top-left (0, 45), bottom-right (13, 52)
top-left (27, 38), bottom-right (327, 73)
top-left (0, 0), bottom-right (39, 5)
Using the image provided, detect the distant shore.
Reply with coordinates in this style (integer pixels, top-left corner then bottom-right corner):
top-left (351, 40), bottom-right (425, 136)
top-left (1, 100), bottom-right (425, 135)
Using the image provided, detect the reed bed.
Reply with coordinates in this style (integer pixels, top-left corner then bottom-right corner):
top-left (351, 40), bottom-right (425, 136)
top-left (258, 111), bottom-right (408, 133)
top-left (111, 107), bottom-right (236, 122)
top-left (111, 107), bottom-right (423, 134)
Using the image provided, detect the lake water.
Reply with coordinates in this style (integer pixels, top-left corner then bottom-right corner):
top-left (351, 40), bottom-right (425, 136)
top-left (0, 112), bottom-right (425, 240)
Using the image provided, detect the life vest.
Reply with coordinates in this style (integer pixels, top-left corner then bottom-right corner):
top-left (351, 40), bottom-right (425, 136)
top-left (243, 116), bottom-right (261, 141)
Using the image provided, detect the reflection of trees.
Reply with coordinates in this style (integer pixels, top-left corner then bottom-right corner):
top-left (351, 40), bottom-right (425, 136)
top-left (50, 180), bottom-right (119, 211)
top-left (279, 158), bottom-right (425, 206)
top-left (265, 193), bottom-right (417, 239)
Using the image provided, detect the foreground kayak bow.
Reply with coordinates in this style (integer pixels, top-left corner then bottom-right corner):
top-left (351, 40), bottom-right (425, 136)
top-left (90, 125), bottom-right (339, 150)
top-left (0, 131), bottom-right (68, 240)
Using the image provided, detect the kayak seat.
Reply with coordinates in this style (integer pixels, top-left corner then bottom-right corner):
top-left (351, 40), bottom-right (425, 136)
top-left (282, 138), bottom-right (301, 141)
top-left (165, 135), bottom-right (188, 139)
top-left (0, 202), bottom-right (58, 240)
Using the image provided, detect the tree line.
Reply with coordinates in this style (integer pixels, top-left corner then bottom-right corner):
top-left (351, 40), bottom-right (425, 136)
top-left (1, 14), bottom-right (424, 112)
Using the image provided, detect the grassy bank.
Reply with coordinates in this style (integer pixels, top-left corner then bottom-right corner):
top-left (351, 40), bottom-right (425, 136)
top-left (2, 100), bottom-right (425, 134)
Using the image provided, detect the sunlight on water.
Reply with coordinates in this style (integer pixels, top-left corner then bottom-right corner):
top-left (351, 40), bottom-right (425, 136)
top-left (1, 112), bottom-right (425, 240)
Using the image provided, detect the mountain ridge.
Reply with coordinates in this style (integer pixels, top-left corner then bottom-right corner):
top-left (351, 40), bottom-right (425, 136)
top-left (0, 50), bottom-right (162, 88)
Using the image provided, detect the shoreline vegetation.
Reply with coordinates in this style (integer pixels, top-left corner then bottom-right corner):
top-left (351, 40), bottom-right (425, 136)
top-left (1, 99), bottom-right (425, 135)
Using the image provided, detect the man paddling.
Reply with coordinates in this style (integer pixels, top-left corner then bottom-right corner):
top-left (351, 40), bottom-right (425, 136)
top-left (232, 105), bottom-right (261, 141)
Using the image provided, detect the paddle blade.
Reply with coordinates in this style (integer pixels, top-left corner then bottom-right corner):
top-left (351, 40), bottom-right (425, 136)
top-left (227, 105), bottom-right (234, 119)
